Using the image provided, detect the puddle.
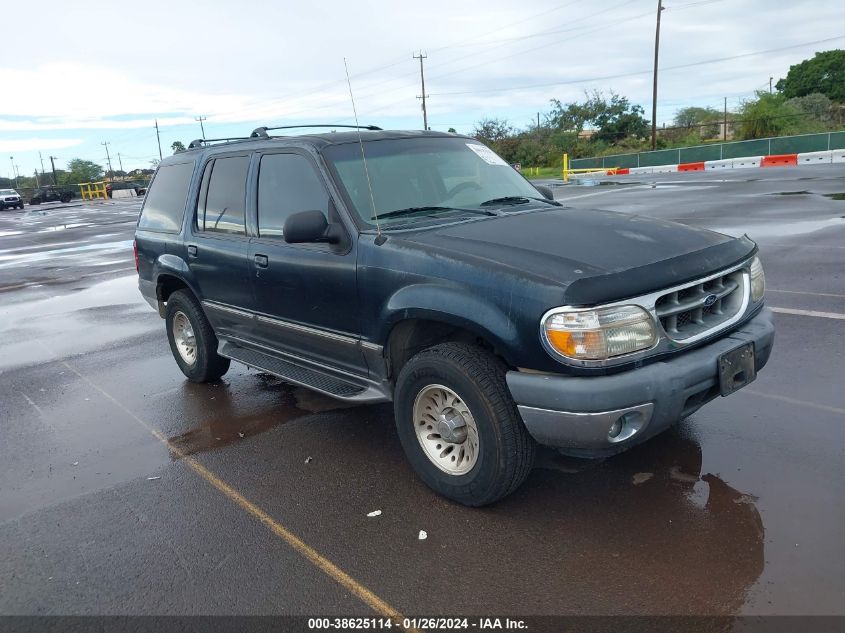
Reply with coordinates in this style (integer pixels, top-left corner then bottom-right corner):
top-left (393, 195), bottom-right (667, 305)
top-left (0, 239), bottom-right (133, 268)
top-left (0, 275), bottom-right (154, 371)
top-left (166, 375), bottom-right (354, 458)
top-left (708, 216), bottom-right (845, 239)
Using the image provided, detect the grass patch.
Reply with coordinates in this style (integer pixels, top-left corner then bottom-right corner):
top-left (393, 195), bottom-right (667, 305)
top-left (520, 167), bottom-right (561, 180)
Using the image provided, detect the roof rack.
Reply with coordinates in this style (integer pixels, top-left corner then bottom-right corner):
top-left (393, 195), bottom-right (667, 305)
top-left (250, 124), bottom-right (382, 138)
top-left (187, 137), bottom-right (252, 150)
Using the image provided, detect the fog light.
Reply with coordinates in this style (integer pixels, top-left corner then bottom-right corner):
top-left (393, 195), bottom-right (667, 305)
top-left (608, 418), bottom-right (623, 438)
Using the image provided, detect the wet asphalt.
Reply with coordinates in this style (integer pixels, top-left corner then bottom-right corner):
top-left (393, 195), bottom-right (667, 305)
top-left (0, 166), bottom-right (843, 620)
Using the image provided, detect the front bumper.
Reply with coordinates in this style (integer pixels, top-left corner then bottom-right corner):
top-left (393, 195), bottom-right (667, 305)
top-left (506, 308), bottom-right (774, 454)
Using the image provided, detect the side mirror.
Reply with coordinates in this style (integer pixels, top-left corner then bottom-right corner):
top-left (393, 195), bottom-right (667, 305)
top-left (283, 210), bottom-right (341, 244)
top-left (534, 184), bottom-right (555, 200)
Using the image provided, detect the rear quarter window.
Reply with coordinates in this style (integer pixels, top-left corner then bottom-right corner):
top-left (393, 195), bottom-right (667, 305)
top-left (138, 161), bottom-right (195, 232)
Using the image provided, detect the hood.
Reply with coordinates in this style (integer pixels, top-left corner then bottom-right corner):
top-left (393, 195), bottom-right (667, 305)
top-left (399, 207), bottom-right (756, 305)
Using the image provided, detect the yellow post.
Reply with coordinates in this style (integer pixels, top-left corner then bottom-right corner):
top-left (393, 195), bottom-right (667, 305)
top-left (562, 153), bottom-right (569, 182)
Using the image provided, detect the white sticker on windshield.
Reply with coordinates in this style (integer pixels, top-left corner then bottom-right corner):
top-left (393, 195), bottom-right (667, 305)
top-left (465, 143), bottom-right (509, 166)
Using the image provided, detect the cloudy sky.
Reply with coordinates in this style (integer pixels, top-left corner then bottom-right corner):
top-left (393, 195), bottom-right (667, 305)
top-left (1, 0), bottom-right (843, 176)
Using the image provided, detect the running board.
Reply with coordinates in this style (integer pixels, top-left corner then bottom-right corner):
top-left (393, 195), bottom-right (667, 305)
top-left (219, 340), bottom-right (390, 403)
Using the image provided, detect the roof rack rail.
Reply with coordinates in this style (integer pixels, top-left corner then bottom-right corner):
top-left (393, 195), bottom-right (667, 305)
top-left (250, 124), bottom-right (382, 138)
top-left (187, 137), bottom-right (252, 149)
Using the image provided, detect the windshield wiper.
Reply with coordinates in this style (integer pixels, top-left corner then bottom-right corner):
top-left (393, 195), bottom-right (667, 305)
top-left (479, 196), bottom-right (560, 207)
top-left (374, 206), bottom-right (497, 220)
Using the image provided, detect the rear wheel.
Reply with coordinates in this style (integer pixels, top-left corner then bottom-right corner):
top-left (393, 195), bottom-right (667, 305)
top-left (165, 290), bottom-right (230, 382)
top-left (394, 343), bottom-right (535, 506)
top-left (60, 193), bottom-right (72, 203)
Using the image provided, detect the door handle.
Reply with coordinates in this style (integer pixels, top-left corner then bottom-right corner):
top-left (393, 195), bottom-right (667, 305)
top-left (187, 244), bottom-right (198, 257)
top-left (254, 254), bottom-right (269, 268)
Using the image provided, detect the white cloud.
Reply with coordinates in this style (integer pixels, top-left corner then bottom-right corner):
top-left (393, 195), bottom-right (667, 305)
top-left (0, 138), bottom-right (84, 152)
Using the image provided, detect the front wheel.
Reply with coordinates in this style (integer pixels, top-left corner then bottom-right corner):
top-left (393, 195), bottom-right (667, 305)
top-left (165, 290), bottom-right (230, 382)
top-left (394, 343), bottom-right (535, 506)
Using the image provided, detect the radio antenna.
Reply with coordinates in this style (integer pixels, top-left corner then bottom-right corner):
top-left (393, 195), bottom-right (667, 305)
top-left (343, 58), bottom-right (381, 236)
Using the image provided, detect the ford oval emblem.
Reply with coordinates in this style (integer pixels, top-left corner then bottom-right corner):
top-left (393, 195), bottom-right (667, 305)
top-left (703, 294), bottom-right (718, 307)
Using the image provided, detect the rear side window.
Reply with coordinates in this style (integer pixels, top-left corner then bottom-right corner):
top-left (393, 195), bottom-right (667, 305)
top-left (138, 161), bottom-right (195, 232)
top-left (197, 156), bottom-right (250, 235)
top-left (257, 154), bottom-right (329, 237)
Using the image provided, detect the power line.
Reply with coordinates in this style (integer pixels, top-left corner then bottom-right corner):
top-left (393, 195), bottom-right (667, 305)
top-left (428, 35), bottom-right (845, 96)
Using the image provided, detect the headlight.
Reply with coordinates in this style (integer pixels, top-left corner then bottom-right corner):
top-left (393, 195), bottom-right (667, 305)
top-left (542, 305), bottom-right (657, 361)
top-left (750, 256), bottom-right (765, 302)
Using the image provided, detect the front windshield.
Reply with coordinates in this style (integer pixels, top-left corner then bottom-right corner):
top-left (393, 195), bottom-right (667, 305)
top-left (0, 189), bottom-right (16, 195)
top-left (323, 136), bottom-right (544, 227)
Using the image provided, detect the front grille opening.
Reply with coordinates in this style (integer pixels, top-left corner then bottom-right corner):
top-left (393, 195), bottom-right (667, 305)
top-left (681, 384), bottom-right (720, 418)
top-left (656, 270), bottom-right (745, 342)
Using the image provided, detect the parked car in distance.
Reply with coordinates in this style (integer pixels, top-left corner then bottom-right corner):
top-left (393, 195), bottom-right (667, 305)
top-left (0, 188), bottom-right (24, 210)
top-left (30, 186), bottom-right (73, 205)
top-left (134, 127), bottom-right (774, 506)
top-left (107, 180), bottom-right (147, 198)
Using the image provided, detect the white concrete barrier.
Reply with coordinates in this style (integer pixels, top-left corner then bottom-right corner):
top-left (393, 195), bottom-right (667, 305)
top-left (705, 159), bottom-right (732, 170)
top-left (651, 164), bottom-right (678, 174)
top-left (797, 150), bottom-right (833, 165)
top-left (628, 166), bottom-right (654, 175)
top-left (732, 156), bottom-right (762, 169)
top-left (832, 149), bottom-right (845, 163)
top-left (111, 189), bottom-right (137, 199)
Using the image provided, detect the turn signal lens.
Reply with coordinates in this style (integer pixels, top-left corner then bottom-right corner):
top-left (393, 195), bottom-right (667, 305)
top-left (543, 305), bottom-right (656, 361)
top-left (750, 256), bottom-right (765, 302)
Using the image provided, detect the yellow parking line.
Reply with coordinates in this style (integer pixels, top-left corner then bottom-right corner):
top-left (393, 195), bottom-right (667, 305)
top-left (62, 361), bottom-right (412, 628)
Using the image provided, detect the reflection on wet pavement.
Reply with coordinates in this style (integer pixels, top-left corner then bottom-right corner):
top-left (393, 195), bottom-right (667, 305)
top-left (167, 374), bottom-right (357, 458)
top-left (527, 428), bottom-right (764, 615)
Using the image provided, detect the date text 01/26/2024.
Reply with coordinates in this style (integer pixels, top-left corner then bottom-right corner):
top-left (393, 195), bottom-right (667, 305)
top-left (307, 617), bottom-right (528, 630)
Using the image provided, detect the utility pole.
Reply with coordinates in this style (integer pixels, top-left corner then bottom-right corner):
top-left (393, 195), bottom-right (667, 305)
top-left (117, 153), bottom-right (124, 173)
top-left (413, 52), bottom-right (429, 131)
top-left (50, 156), bottom-right (58, 185)
top-left (769, 76), bottom-right (773, 94)
top-left (537, 112), bottom-right (541, 129)
top-left (650, 0), bottom-right (664, 151)
top-left (39, 151), bottom-right (46, 180)
top-left (155, 119), bottom-right (163, 160)
top-left (101, 142), bottom-right (114, 179)
top-left (194, 115), bottom-right (207, 138)
top-left (723, 96), bottom-right (728, 141)
top-left (9, 156), bottom-right (16, 188)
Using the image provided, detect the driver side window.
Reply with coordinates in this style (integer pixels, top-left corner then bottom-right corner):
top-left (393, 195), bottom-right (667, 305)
top-left (257, 153), bottom-right (329, 237)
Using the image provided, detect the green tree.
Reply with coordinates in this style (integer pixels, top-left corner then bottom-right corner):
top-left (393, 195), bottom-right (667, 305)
top-left (737, 92), bottom-right (804, 139)
top-left (471, 118), bottom-right (514, 145)
top-left (547, 91), bottom-right (649, 143)
top-left (785, 92), bottom-right (834, 125)
top-left (776, 50), bottom-right (845, 101)
top-left (447, 127), bottom-right (457, 133)
top-left (65, 159), bottom-right (104, 184)
top-left (171, 141), bottom-right (186, 153)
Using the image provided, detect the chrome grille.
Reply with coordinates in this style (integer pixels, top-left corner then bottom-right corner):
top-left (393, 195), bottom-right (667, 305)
top-left (656, 270), bottom-right (746, 341)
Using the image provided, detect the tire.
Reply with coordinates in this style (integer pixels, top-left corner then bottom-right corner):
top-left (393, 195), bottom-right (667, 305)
top-left (164, 289), bottom-right (230, 382)
top-left (60, 193), bottom-right (72, 203)
top-left (394, 342), bottom-right (535, 506)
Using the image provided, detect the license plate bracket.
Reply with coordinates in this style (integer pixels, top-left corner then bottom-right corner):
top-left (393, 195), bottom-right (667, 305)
top-left (718, 342), bottom-right (756, 396)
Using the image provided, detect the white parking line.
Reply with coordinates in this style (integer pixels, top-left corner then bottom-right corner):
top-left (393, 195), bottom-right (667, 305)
top-left (556, 185), bottom-right (650, 202)
top-left (745, 390), bottom-right (845, 417)
top-left (771, 307), bottom-right (845, 320)
top-left (769, 288), bottom-right (845, 299)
